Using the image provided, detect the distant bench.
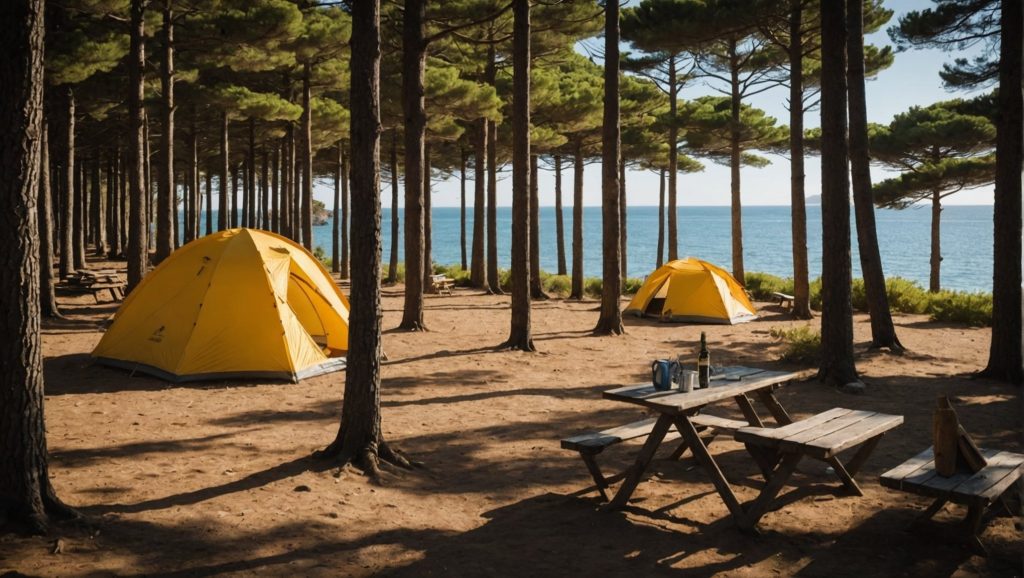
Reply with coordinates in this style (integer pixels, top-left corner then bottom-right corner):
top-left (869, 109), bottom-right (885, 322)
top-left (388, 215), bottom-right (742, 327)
top-left (561, 414), bottom-right (749, 501)
top-left (772, 292), bottom-right (794, 309)
top-left (430, 274), bottom-right (454, 296)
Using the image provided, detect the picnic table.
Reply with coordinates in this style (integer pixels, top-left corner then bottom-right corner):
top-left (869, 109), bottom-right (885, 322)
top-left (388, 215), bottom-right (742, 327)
top-left (600, 366), bottom-right (900, 532)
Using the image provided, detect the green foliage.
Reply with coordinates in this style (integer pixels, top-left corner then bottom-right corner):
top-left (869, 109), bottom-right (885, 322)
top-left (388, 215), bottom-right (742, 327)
top-left (684, 96), bottom-right (788, 167)
top-left (432, 264), bottom-right (472, 286)
top-left (313, 245), bottom-right (330, 268)
top-left (927, 291), bottom-right (992, 326)
top-left (543, 275), bottom-right (572, 297)
top-left (743, 272), bottom-right (794, 300)
top-left (769, 326), bottom-right (821, 365)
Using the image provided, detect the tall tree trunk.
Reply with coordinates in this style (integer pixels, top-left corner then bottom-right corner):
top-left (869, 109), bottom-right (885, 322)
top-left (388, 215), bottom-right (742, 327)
top-left (39, 120), bottom-right (61, 318)
top-left (388, 131), bottom-right (399, 283)
top-left (73, 151), bottom-right (85, 270)
top-left (981, 0), bottom-right (1023, 384)
top-left (144, 113), bottom-right (153, 250)
top-left (667, 54), bottom-right (679, 261)
top-left (460, 150), bottom-right (468, 270)
top-left (728, 39), bottom-right (745, 285)
top-left (204, 171), bottom-right (212, 235)
top-left (504, 0), bottom-right (534, 351)
top-left (59, 87), bottom-right (74, 278)
top-left (281, 132), bottom-right (291, 237)
top-left (619, 160), bottom-right (627, 281)
top-left (399, 0), bottom-right (427, 331)
top-left (155, 0), bottom-right (174, 264)
top-left (554, 155), bottom-right (566, 276)
top-left (318, 0), bottom-right (410, 474)
top-left (422, 142), bottom-right (433, 293)
top-left (595, 0), bottom-right (623, 335)
top-left (127, 0), bottom-right (148, 293)
top-left (301, 62), bottom-right (313, 250)
top-left (333, 141), bottom-right (342, 273)
top-left (106, 147), bottom-right (120, 257)
top-left (271, 141), bottom-right (280, 234)
top-left (789, 0), bottom-right (812, 319)
top-left (232, 163), bottom-right (240, 230)
top-left (570, 140), bottom-right (584, 299)
top-left (91, 155), bottom-right (104, 255)
top-left (291, 123), bottom-right (300, 240)
top-left (529, 154), bottom-right (546, 300)
top-left (847, 0), bottom-right (902, 351)
top-left (120, 146), bottom-right (128, 251)
top-left (486, 41), bottom-right (502, 295)
top-left (471, 119), bottom-right (488, 289)
top-left (0, 0), bottom-right (78, 531)
top-left (247, 117), bottom-right (256, 229)
top-left (818, 0), bottom-right (858, 387)
top-left (929, 189), bottom-right (941, 293)
top-left (186, 122), bottom-right (198, 242)
top-left (219, 112), bottom-right (229, 232)
top-left (260, 146), bottom-right (269, 230)
top-left (341, 144), bottom-right (350, 279)
top-left (657, 168), bottom-right (665, 268)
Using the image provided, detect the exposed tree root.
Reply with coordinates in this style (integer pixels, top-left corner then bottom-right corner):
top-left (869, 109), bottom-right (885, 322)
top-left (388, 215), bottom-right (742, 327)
top-left (498, 338), bottom-right (536, 352)
top-left (397, 321), bottom-right (428, 332)
top-left (313, 439), bottom-right (418, 483)
top-left (868, 339), bottom-right (906, 355)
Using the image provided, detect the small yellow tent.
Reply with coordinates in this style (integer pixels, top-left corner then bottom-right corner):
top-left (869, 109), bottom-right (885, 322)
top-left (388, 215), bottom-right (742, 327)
top-left (624, 258), bottom-right (757, 324)
top-left (93, 228), bottom-right (350, 382)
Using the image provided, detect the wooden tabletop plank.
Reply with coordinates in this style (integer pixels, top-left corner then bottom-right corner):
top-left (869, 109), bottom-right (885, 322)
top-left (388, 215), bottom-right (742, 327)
top-left (902, 449), bottom-right (1002, 494)
top-left (778, 410), bottom-right (877, 449)
top-left (950, 451), bottom-right (1024, 503)
top-left (603, 368), bottom-right (806, 415)
top-left (735, 407), bottom-right (854, 447)
top-left (880, 447), bottom-right (935, 485)
top-left (803, 413), bottom-right (904, 459)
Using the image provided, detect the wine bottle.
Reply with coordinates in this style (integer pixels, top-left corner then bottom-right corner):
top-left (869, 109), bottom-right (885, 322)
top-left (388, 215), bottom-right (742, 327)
top-left (697, 332), bottom-right (710, 388)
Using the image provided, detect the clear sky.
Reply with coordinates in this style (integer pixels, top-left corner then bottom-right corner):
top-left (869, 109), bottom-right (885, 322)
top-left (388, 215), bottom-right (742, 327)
top-left (315, 0), bottom-right (993, 209)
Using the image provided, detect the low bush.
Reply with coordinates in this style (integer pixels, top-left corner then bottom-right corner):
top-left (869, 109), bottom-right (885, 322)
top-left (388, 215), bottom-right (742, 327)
top-left (543, 275), bottom-right (572, 297)
top-left (744, 272), bottom-right (794, 300)
top-left (769, 325), bottom-right (821, 365)
top-left (432, 263), bottom-right (472, 286)
top-left (583, 277), bottom-right (603, 298)
top-left (926, 291), bottom-right (992, 326)
top-left (313, 246), bottom-right (331, 268)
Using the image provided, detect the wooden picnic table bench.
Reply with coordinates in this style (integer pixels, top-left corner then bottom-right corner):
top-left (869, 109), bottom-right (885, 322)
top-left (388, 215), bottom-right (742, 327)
top-left (55, 280), bottom-right (126, 303)
top-left (772, 292), bottom-right (794, 308)
top-left (561, 413), bottom-right (749, 501)
top-left (736, 407), bottom-right (903, 530)
top-left (880, 447), bottom-right (1024, 555)
top-left (429, 274), bottom-right (454, 296)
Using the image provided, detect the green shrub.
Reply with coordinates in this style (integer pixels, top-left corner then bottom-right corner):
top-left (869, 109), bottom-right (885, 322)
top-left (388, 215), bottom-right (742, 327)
top-left (884, 277), bottom-right (930, 314)
top-left (313, 246), bottom-right (331, 268)
top-left (584, 277), bottom-right (603, 298)
top-left (744, 272), bottom-right (794, 300)
top-left (380, 261), bottom-right (405, 282)
top-left (769, 325), bottom-right (821, 365)
top-left (543, 274), bottom-right (572, 297)
top-left (432, 263), bottom-right (472, 286)
top-left (623, 277), bottom-right (645, 295)
top-left (498, 268), bottom-right (512, 292)
top-left (927, 291), bottom-right (992, 326)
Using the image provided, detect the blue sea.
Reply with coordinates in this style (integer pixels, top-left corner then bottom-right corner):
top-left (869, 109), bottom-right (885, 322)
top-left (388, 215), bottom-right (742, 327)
top-left (185, 205), bottom-right (996, 293)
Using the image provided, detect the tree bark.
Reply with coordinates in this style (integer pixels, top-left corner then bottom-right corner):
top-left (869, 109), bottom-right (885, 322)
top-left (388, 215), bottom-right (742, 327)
top-left (106, 146), bottom-right (122, 257)
top-left (90, 155), bottom-right (105, 255)
top-left (847, 0), bottom-right (902, 352)
top-left (422, 142), bottom-right (433, 293)
top-left (485, 41), bottom-right (502, 294)
top-left (318, 0), bottom-right (410, 474)
top-left (570, 140), bottom-right (584, 299)
top-left (144, 113), bottom-right (153, 250)
top-left (340, 144), bottom-right (349, 279)
top-left (471, 119), bottom-right (488, 289)
top-left (554, 155), bottom-right (566, 276)
top-left (73, 150), bottom-right (85, 270)
top-left (388, 131), bottom-right (399, 283)
top-left (0, 0), bottom-right (78, 532)
top-left (187, 118), bottom-right (199, 242)
top-left (232, 163), bottom-right (240, 230)
top-left (818, 0), bottom-right (859, 387)
top-left (39, 120), bottom-right (61, 318)
top-left (529, 154), bottom-right (546, 300)
top-left (504, 0), bottom-right (535, 351)
top-left (619, 159), bottom-right (627, 281)
top-left (595, 0), bottom-right (623, 335)
top-left (333, 142), bottom-right (342, 273)
top-left (155, 0), bottom-right (174, 264)
top-left (929, 189), bottom-right (941, 293)
top-left (219, 112), bottom-right (229, 232)
top-left (981, 0), bottom-right (1023, 385)
top-left (127, 0), bottom-right (148, 293)
top-left (271, 141), bottom-right (280, 234)
top-left (281, 130), bottom-right (291, 238)
top-left (247, 117), bottom-right (256, 229)
top-left (728, 39), bottom-right (745, 285)
top-left (260, 146), bottom-right (269, 231)
top-left (789, 0), bottom-right (812, 319)
top-left (204, 170), bottom-right (212, 235)
top-left (399, 0), bottom-right (427, 331)
top-left (460, 149), bottom-right (468, 271)
top-left (657, 168), bottom-right (665, 268)
top-left (291, 122), bottom-right (300, 240)
top-left (301, 62), bottom-right (313, 250)
top-left (667, 54), bottom-right (679, 261)
top-left (59, 87), bottom-right (74, 279)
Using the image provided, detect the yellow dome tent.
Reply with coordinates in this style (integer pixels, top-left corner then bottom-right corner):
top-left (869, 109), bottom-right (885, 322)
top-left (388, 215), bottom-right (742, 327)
top-left (93, 229), bottom-right (349, 382)
top-left (624, 258), bottom-right (757, 324)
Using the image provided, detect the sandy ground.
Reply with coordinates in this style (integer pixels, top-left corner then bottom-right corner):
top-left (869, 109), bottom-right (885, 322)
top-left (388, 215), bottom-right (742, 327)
top-left (1, 260), bottom-right (1022, 577)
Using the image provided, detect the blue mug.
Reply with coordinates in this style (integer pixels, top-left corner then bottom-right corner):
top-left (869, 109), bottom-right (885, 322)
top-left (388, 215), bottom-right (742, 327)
top-left (651, 360), bottom-right (678, 391)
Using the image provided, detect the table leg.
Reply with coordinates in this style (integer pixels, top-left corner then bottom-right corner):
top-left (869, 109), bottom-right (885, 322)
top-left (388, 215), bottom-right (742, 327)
top-left (673, 415), bottom-right (749, 529)
top-left (742, 451), bottom-right (802, 531)
top-left (842, 435), bottom-right (882, 477)
top-left (826, 456), bottom-right (863, 496)
top-left (755, 388), bottom-right (793, 426)
top-left (963, 501), bottom-right (988, 556)
top-left (734, 395), bottom-right (764, 427)
top-left (580, 452), bottom-right (610, 502)
top-left (914, 497), bottom-right (947, 524)
top-left (609, 413), bottom-right (673, 508)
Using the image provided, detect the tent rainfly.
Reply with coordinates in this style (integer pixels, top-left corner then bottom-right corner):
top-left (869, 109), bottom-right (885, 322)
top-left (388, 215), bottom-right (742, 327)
top-left (93, 228), bottom-right (349, 382)
top-left (624, 258), bottom-right (758, 325)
